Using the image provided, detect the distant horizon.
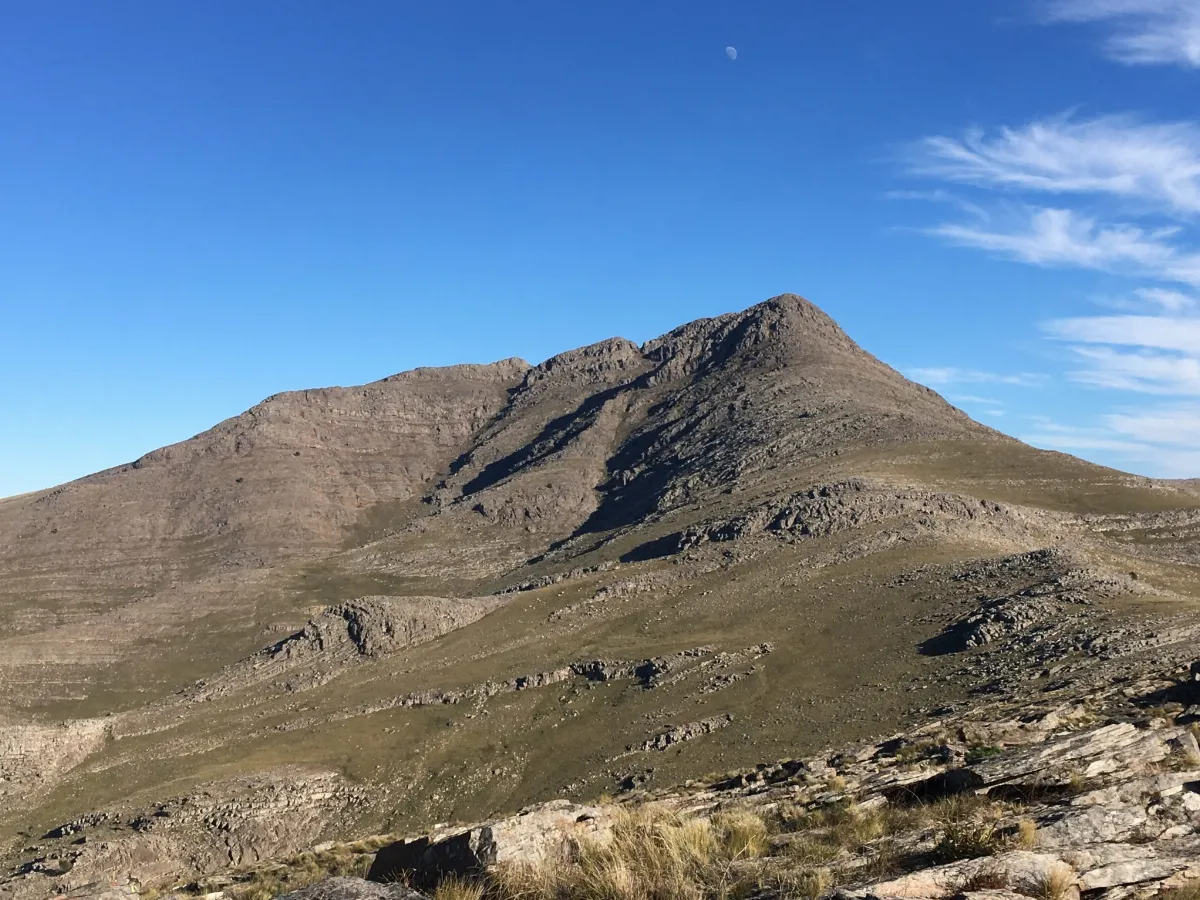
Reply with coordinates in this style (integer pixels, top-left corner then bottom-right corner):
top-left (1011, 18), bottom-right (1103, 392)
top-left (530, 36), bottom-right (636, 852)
top-left (4, 1), bottom-right (1200, 495)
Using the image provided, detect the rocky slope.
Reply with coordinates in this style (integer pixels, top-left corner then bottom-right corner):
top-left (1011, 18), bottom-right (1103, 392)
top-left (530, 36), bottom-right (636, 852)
top-left (54, 657), bottom-right (1200, 900)
top-left (1, 294), bottom-right (1198, 899)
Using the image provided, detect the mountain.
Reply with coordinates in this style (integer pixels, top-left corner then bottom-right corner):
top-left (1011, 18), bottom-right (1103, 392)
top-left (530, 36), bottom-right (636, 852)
top-left (2, 294), bottom-right (1199, 899)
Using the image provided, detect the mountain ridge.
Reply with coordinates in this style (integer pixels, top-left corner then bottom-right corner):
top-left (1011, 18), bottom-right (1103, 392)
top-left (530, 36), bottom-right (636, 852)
top-left (2, 293), bottom-right (1199, 900)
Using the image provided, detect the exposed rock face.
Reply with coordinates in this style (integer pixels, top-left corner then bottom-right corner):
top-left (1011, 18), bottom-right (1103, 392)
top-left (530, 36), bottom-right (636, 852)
top-left (290, 597), bottom-right (507, 659)
top-left (17, 769), bottom-right (369, 897)
top-left (667, 480), bottom-right (1050, 560)
top-left (635, 715), bottom-right (735, 752)
top-left (850, 851), bottom-right (1079, 900)
top-left (0, 719), bottom-right (110, 803)
top-left (367, 801), bottom-right (615, 889)
top-left (927, 567), bottom-right (1152, 655)
top-left (180, 595), bottom-right (509, 702)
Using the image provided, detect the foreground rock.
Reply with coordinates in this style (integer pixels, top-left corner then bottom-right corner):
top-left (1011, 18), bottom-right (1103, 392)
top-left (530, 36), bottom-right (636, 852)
top-left (351, 663), bottom-right (1200, 900)
top-left (367, 800), bottom-right (615, 889)
top-left (277, 878), bottom-right (426, 900)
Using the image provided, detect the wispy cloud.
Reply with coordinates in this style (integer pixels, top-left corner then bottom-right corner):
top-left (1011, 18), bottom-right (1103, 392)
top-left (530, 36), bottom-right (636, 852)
top-left (885, 189), bottom-right (991, 222)
top-left (1135, 287), bottom-right (1197, 311)
top-left (926, 207), bottom-right (1200, 286)
top-left (893, 14), bottom-right (1200, 476)
top-left (1044, 0), bottom-right (1200, 69)
top-left (906, 367), bottom-right (1045, 387)
top-left (1043, 314), bottom-right (1200, 352)
top-left (1060, 346), bottom-right (1200, 394)
top-left (948, 393), bottom-right (1004, 405)
top-left (1021, 413), bottom-right (1200, 477)
top-left (905, 114), bottom-right (1200, 216)
top-left (1105, 407), bottom-right (1200, 445)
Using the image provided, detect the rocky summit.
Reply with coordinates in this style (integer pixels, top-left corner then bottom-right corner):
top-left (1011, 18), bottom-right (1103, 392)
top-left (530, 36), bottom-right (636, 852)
top-left (2, 294), bottom-right (1200, 900)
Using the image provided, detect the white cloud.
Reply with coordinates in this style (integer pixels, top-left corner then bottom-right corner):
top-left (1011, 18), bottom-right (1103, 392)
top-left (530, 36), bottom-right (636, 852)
top-left (1045, 0), bottom-right (1200, 69)
top-left (948, 394), bottom-right (1004, 404)
top-left (1022, 432), bottom-right (1148, 453)
top-left (1042, 314), bottom-right (1200, 352)
top-left (1134, 287), bottom-right (1197, 311)
top-left (894, 60), bottom-right (1200, 476)
top-left (1021, 414), bottom-right (1200, 477)
top-left (906, 367), bottom-right (1045, 387)
top-left (926, 208), bottom-right (1200, 285)
top-left (1105, 407), bottom-right (1200, 445)
top-left (1063, 346), bottom-right (1200, 394)
top-left (906, 114), bottom-right (1200, 215)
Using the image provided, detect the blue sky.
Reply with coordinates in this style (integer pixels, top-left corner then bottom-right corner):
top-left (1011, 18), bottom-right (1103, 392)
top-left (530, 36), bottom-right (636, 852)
top-left (4, 0), bottom-right (1200, 496)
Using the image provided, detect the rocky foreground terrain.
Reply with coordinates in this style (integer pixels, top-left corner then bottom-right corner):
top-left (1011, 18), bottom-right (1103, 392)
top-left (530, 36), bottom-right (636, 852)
top-left (2, 295), bottom-right (1199, 899)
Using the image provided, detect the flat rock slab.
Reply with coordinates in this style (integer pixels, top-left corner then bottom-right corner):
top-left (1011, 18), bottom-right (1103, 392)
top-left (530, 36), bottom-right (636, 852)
top-left (848, 851), bottom-right (1076, 900)
top-left (276, 877), bottom-right (428, 900)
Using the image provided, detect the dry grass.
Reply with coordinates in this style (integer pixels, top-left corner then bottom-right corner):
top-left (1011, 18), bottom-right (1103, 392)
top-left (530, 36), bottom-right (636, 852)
top-left (434, 877), bottom-right (488, 900)
top-left (955, 863), bottom-right (1010, 893)
top-left (711, 809), bottom-right (770, 860)
top-left (928, 795), bottom-right (1003, 863)
top-left (224, 847), bottom-right (372, 900)
top-left (776, 799), bottom-right (919, 872)
top-left (758, 867), bottom-right (830, 900)
top-left (1016, 819), bottom-right (1039, 850)
top-left (483, 805), bottom-right (772, 900)
top-left (1159, 881), bottom-right (1200, 900)
top-left (1032, 865), bottom-right (1076, 900)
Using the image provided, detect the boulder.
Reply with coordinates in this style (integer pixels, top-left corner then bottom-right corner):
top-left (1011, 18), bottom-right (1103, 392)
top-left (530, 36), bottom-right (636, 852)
top-left (1068, 837), bottom-right (1200, 890)
top-left (368, 800), bottom-right (613, 889)
top-left (851, 852), bottom-right (1076, 900)
top-left (1168, 731), bottom-right (1200, 759)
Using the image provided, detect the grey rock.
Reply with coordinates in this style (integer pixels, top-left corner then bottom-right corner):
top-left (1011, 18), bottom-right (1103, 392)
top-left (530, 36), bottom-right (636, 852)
top-left (369, 800), bottom-right (613, 889)
top-left (1034, 805), bottom-right (1150, 848)
top-left (277, 877), bottom-right (428, 900)
top-left (1168, 731), bottom-right (1200, 758)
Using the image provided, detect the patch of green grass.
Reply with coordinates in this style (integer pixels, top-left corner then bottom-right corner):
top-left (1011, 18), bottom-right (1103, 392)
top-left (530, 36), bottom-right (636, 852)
top-left (965, 745), bottom-right (1004, 765)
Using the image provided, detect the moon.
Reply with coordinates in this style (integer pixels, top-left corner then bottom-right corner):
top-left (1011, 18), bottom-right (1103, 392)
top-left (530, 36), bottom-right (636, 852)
top-left (725, 46), bottom-right (737, 61)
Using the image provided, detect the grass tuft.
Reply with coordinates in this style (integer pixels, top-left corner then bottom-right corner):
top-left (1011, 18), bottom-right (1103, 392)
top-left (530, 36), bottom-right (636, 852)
top-left (955, 863), bottom-right (1010, 893)
top-left (1016, 819), bottom-right (1039, 850)
top-left (929, 795), bottom-right (1002, 863)
top-left (433, 877), bottom-right (486, 900)
top-left (482, 804), bottom-right (774, 900)
top-left (711, 808), bottom-right (769, 860)
top-left (1032, 864), bottom-right (1075, 900)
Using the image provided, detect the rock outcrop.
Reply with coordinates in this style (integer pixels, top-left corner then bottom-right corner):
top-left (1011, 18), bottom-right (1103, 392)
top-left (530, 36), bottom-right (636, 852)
top-left (367, 801), bottom-right (615, 889)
